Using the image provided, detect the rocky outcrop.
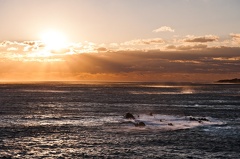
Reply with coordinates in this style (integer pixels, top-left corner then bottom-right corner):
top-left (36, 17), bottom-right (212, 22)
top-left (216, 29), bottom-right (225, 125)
top-left (189, 117), bottom-right (209, 122)
top-left (124, 113), bottom-right (146, 127)
top-left (125, 113), bottom-right (135, 119)
top-left (134, 122), bottom-right (146, 127)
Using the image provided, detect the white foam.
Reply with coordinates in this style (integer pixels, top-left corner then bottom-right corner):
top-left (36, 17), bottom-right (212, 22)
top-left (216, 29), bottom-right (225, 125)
top-left (0, 114), bottom-right (224, 132)
top-left (119, 114), bottom-right (223, 131)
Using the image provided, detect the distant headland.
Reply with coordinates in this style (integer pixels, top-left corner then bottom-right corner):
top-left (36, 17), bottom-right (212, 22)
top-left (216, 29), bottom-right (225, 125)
top-left (217, 78), bottom-right (240, 83)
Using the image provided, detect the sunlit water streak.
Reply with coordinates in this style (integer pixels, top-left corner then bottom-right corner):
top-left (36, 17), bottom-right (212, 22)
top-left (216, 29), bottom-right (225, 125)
top-left (0, 82), bottom-right (239, 158)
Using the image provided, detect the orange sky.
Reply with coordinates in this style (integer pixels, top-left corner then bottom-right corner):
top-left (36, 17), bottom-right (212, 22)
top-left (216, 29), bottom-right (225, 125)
top-left (0, 0), bottom-right (240, 82)
top-left (1, 45), bottom-right (239, 82)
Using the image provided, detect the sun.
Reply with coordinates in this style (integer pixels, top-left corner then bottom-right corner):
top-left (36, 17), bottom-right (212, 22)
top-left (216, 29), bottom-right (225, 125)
top-left (40, 30), bottom-right (68, 50)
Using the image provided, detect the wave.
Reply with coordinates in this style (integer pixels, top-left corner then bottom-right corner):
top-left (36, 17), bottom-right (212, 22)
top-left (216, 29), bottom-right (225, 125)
top-left (0, 113), bottom-right (224, 132)
top-left (118, 113), bottom-right (223, 131)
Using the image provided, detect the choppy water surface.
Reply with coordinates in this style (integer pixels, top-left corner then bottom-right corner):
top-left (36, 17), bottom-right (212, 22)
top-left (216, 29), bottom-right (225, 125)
top-left (0, 82), bottom-right (239, 158)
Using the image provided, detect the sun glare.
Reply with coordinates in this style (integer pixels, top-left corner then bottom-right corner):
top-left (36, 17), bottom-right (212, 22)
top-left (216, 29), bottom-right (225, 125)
top-left (40, 30), bottom-right (68, 50)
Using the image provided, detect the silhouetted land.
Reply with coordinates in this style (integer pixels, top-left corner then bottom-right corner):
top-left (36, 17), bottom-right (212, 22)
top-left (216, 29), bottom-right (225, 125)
top-left (217, 78), bottom-right (240, 83)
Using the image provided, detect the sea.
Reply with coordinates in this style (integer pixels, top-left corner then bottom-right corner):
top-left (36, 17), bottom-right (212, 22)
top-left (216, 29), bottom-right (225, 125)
top-left (0, 82), bottom-right (239, 159)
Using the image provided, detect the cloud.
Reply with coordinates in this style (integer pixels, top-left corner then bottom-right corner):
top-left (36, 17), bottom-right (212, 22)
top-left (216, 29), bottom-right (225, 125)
top-left (0, 41), bottom-right (25, 54)
top-left (7, 47), bottom-right (18, 51)
top-left (230, 33), bottom-right (240, 38)
top-left (50, 48), bottom-right (71, 54)
top-left (0, 41), bottom-right (13, 47)
top-left (169, 60), bottom-right (202, 64)
top-left (24, 41), bottom-right (36, 46)
top-left (230, 33), bottom-right (240, 44)
top-left (64, 47), bottom-right (240, 73)
top-left (123, 38), bottom-right (165, 45)
top-left (212, 57), bottom-right (240, 61)
top-left (0, 40), bottom-right (45, 52)
top-left (1, 46), bottom-right (240, 82)
top-left (153, 26), bottom-right (175, 33)
top-left (96, 47), bottom-right (108, 52)
top-left (183, 35), bottom-right (219, 43)
top-left (166, 44), bottom-right (208, 51)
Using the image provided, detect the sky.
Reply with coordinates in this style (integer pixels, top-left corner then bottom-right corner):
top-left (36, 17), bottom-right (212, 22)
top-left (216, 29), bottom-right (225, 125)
top-left (0, 0), bottom-right (240, 82)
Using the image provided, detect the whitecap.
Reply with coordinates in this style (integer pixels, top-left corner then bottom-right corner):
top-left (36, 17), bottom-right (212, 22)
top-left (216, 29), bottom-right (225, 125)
top-left (117, 113), bottom-right (224, 131)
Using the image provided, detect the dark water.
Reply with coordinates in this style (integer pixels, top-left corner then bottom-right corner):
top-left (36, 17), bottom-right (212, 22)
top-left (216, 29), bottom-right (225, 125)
top-left (0, 82), bottom-right (239, 158)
